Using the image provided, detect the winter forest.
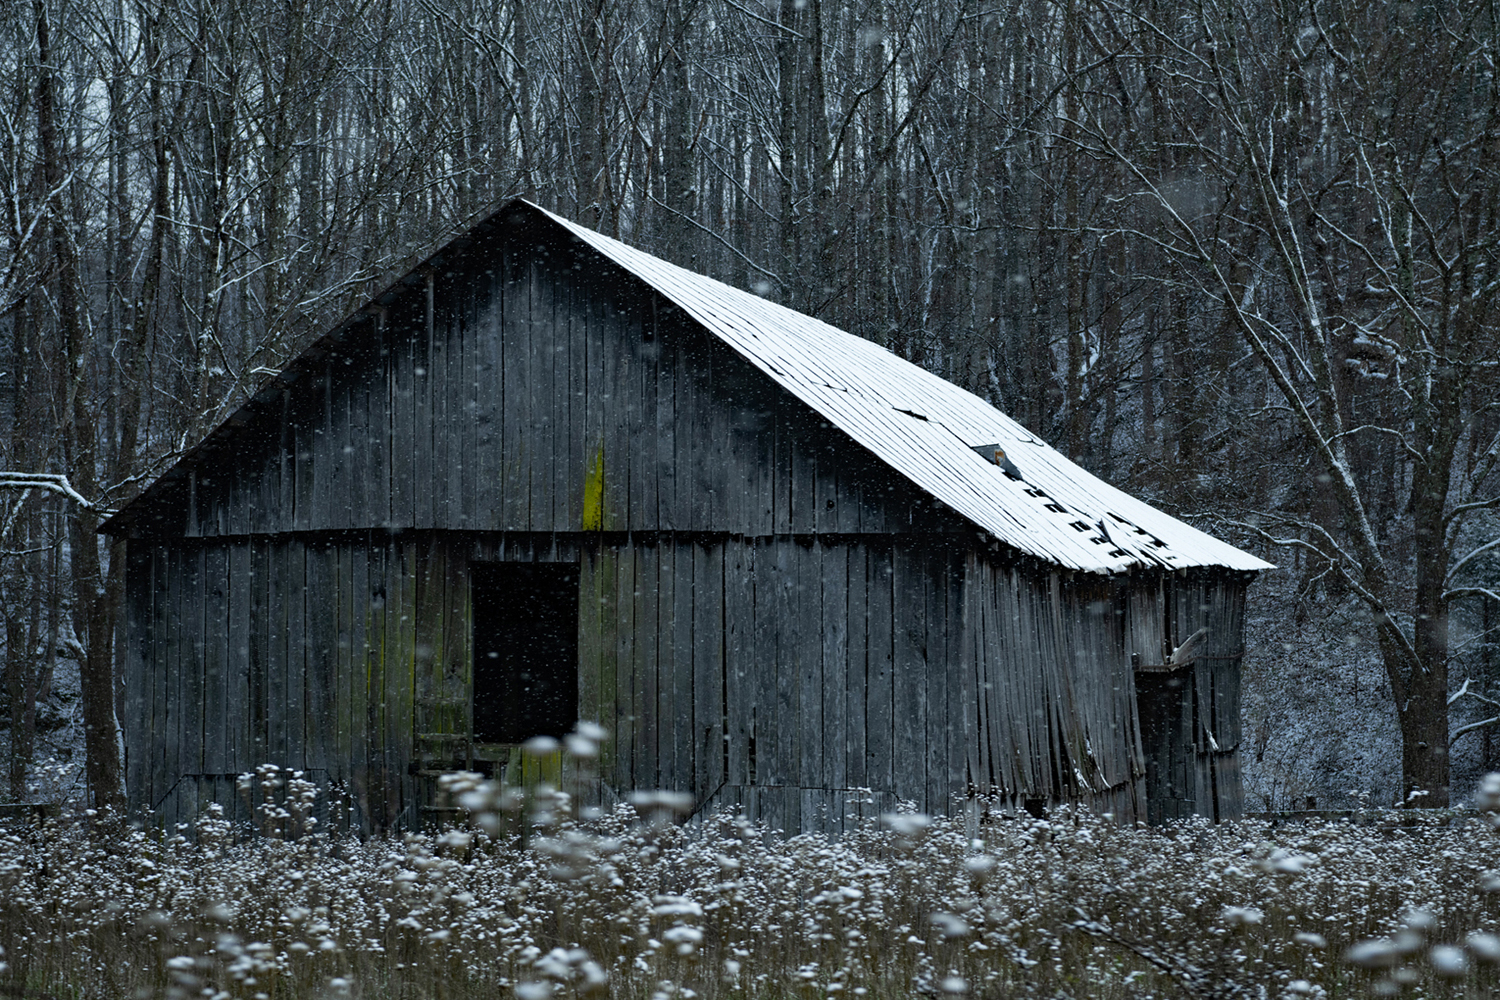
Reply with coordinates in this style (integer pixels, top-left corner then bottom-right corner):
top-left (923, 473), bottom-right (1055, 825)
top-left (0, 0), bottom-right (1498, 823)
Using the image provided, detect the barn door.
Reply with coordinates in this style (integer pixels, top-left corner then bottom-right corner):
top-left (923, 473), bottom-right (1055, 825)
top-left (1135, 668), bottom-right (1195, 824)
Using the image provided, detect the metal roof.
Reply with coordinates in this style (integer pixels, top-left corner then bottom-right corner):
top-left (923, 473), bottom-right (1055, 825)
top-left (540, 204), bottom-right (1272, 575)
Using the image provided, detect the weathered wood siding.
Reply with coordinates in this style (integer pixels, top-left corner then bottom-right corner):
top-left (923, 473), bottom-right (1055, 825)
top-left (135, 217), bottom-right (951, 542)
top-left (126, 524), bottom-right (1245, 834)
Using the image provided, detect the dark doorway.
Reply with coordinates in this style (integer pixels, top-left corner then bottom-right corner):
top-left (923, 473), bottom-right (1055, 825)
top-left (472, 562), bottom-right (580, 744)
top-left (1135, 670), bottom-right (1193, 824)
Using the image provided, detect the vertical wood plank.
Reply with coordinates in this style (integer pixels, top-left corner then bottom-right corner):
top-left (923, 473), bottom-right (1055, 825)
top-left (614, 544), bottom-right (637, 790)
top-left (471, 271), bottom-right (497, 526)
top-left (501, 247), bottom-right (528, 529)
top-left (865, 542), bottom-right (894, 801)
top-left (771, 539), bottom-right (797, 788)
top-left (305, 541), bottom-right (333, 777)
top-left (637, 538), bottom-right (660, 789)
top-left (201, 545), bottom-right (228, 781)
top-left (656, 303), bottom-right (678, 530)
top-left (797, 540), bottom-right (822, 799)
top-left (844, 543), bottom-right (868, 794)
top-left (724, 541), bottom-right (753, 789)
top-left (693, 541), bottom-right (725, 805)
top-left (562, 260), bottom-right (583, 531)
top-left (312, 365), bottom-right (333, 529)
top-left (527, 256), bottom-right (550, 530)
top-left (266, 540), bottom-right (289, 772)
top-left (349, 542), bottom-right (370, 831)
top-left (287, 539), bottom-right (307, 772)
top-left (891, 543), bottom-right (926, 808)
top-left (631, 305), bottom-right (656, 531)
top-left (370, 314), bottom-right (392, 529)
top-left (673, 539), bottom-right (694, 792)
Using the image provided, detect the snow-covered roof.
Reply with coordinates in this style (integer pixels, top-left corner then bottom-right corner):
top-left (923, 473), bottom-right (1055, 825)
top-left (540, 204), bottom-right (1272, 575)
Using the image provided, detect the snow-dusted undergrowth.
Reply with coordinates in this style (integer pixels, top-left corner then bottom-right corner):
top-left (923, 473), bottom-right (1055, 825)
top-left (4, 753), bottom-right (1500, 1000)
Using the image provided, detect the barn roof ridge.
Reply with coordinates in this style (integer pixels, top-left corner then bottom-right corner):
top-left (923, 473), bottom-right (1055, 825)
top-left (104, 199), bottom-right (1273, 575)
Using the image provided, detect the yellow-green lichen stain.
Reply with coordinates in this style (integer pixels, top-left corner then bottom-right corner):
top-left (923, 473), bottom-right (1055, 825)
top-left (582, 442), bottom-right (606, 530)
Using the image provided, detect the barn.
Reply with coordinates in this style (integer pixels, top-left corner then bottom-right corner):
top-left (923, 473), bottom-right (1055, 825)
top-left (102, 199), bottom-right (1272, 835)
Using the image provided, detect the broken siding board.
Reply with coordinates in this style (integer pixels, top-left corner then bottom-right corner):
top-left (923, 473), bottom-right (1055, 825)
top-left (943, 554), bottom-right (966, 803)
top-left (959, 554), bottom-right (986, 796)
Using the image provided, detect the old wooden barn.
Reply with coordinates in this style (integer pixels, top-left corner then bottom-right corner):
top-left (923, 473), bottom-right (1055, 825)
top-left (103, 200), bottom-right (1272, 834)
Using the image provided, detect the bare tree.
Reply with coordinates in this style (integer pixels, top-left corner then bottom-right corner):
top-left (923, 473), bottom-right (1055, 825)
top-left (1076, 0), bottom-right (1500, 804)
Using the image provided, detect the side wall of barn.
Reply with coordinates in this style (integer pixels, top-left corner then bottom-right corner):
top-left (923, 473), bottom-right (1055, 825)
top-left (127, 530), bottom-right (984, 835)
top-left (129, 530), bottom-right (1253, 834)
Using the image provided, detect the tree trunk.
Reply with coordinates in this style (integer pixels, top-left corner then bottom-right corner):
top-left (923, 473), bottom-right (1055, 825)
top-left (34, 0), bottom-right (125, 815)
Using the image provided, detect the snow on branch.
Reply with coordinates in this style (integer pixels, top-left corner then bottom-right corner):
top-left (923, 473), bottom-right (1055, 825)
top-left (1450, 715), bottom-right (1500, 748)
top-left (1447, 535), bottom-right (1500, 585)
top-left (0, 472), bottom-right (99, 510)
top-left (1444, 587), bottom-right (1500, 606)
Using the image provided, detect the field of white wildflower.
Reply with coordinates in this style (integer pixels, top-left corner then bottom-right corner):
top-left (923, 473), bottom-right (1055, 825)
top-left (4, 763), bottom-right (1500, 1000)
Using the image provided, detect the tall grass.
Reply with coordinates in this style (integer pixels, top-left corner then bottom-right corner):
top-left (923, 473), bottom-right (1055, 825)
top-left (3, 763), bottom-right (1500, 999)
